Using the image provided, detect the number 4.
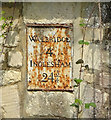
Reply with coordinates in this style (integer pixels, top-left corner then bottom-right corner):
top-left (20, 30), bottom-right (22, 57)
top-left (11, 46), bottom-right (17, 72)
top-left (48, 72), bottom-right (54, 82)
top-left (46, 47), bottom-right (53, 57)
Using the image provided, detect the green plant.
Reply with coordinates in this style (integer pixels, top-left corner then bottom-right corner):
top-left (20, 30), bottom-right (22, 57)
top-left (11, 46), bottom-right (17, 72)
top-left (85, 103), bottom-right (96, 109)
top-left (0, 2), bottom-right (16, 55)
top-left (71, 7), bottom-right (97, 117)
top-left (71, 99), bottom-right (82, 108)
top-left (0, 10), bottom-right (13, 38)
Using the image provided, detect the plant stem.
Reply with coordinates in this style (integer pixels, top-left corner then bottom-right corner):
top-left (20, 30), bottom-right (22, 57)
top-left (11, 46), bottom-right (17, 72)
top-left (98, 2), bottom-right (104, 105)
top-left (77, 3), bottom-right (98, 118)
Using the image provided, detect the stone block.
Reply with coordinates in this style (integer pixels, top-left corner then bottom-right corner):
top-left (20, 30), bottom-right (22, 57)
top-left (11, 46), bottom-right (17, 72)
top-left (8, 51), bottom-right (22, 68)
top-left (1, 85), bottom-right (20, 118)
top-left (99, 72), bottom-right (110, 89)
top-left (80, 82), bottom-right (109, 118)
top-left (23, 3), bottom-right (75, 24)
top-left (5, 31), bottom-right (19, 47)
top-left (0, 53), bottom-right (5, 64)
top-left (0, 71), bottom-right (4, 86)
top-left (83, 73), bottom-right (94, 83)
top-left (26, 91), bottom-right (75, 118)
top-left (2, 70), bottom-right (21, 85)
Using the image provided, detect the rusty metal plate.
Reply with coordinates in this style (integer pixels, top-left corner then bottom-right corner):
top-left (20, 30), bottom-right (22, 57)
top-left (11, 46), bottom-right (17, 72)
top-left (26, 23), bottom-right (73, 91)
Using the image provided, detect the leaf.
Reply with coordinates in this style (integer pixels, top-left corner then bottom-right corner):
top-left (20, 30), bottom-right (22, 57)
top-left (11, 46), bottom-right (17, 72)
top-left (8, 16), bottom-right (13, 19)
top-left (76, 59), bottom-right (84, 64)
top-left (74, 78), bottom-right (83, 84)
top-left (2, 23), bottom-right (7, 29)
top-left (73, 85), bottom-right (79, 87)
top-left (75, 99), bottom-right (82, 105)
top-left (85, 103), bottom-right (90, 109)
top-left (0, 16), bottom-right (6, 21)
top-left (70, 103), bottom-right (79, 108)
top-left (78, 40), bottom-right (90, 45)
top-left (89, 103), bottom-right (96, 108)
top-left (78, 40), bottom-right (84, 44)
top-left (84, 65), bottom-right (89, 70)
top-left (84, 42), bottom-right (90, 45)
top-left (79, 23), bottom-right (86, 27)
top-left (1, 11), bottom-right (5, 14)
top-left (85, 103), bottom-right (96, 109)
top-left (79, 20), bottom-right (86, 27)
top-left (71, 99), bottom-right (82, 108)
top-left (0, 34), bottom-right (5, 38)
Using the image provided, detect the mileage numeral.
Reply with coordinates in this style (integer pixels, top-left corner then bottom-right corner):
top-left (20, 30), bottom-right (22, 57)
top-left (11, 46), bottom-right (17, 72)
top-left (46, 47), bottom-right (53, 57)
top-left (48, 72), bottom-right (54, 82)
top-left (41, 72), bottom-right (60, 83)
top-left (41, 73), bottom-right (47, 82)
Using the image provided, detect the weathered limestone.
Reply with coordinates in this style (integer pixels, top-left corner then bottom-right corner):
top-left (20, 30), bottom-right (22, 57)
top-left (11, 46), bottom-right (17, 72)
top-left (2, 70), bottom-right (21, 85)
top-left (26, 91), bottom-right (75, 118)
top-left (0, 53), bottom-right (5, 63)
top-left (8, 51), bottom-right (22, 67)
top-left (1, 84), bottom-right (20, 118)
top-left (80, 82), bottom-right (109, 118)
top-left (83, 73), bottom-right (94, 83)
top-left (0, 87), bottom-right (2, 119)
top-left (23, 3), bottom-right (74, 24)
top-left (100, 72), bottom-right (109, 89)
top-left (0, 71), bottom-right (4, 86)
top-left (0, 36), bottom-right (4, 45)
top-left (1, 2), bottom-right (110, 119)
top-left (5, 31), bottom-right (20, 47)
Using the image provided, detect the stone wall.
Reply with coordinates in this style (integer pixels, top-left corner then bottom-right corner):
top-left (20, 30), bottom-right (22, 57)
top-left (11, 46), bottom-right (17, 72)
top-left (0, 2), bottom-right (110, 119)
